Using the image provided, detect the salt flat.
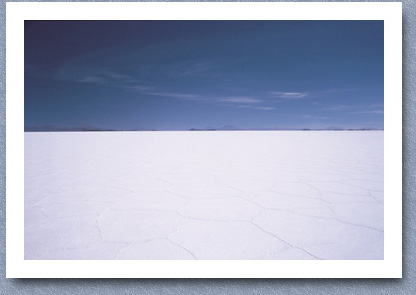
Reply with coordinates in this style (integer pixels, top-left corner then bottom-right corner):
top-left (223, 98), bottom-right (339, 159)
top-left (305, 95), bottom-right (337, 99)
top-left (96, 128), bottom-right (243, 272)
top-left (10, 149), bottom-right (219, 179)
top-left (24, 131), bottom-right (384, 260)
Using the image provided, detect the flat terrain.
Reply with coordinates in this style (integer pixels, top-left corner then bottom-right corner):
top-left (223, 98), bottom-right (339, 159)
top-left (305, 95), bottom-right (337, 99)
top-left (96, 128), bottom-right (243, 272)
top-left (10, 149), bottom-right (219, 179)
top-left (25, 131), bottom-right (384, 260)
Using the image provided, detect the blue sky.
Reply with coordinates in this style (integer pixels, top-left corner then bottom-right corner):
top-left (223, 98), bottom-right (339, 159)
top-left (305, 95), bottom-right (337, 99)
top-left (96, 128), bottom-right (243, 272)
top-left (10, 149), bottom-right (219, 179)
top-left (25, 20), bottom-right (384, 130)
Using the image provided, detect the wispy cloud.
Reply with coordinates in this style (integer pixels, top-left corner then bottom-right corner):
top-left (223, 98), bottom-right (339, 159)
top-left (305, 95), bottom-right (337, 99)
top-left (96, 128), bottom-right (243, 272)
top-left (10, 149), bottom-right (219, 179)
top-left (125, 85), bottom-right (153, 92)
top-left (317, 103), bottom-right (384, 115)
top-left (316, 88), bottom-right (357, 95)
top-left (266, 88), bottom-right (356, 102)
top-left (218, 96), bottom-right (261, 104)
top-left (144, 92), bottom-right (278, 111)
top-left (321, 104), bottom-right (356, 111)
top-left (26, 64), bottom-right (145, 90)
top-left (142, 92), bottom-right (274, 110)
top-left (299, 114), bottom-right (327, 120)
top-left (104, 72), bottom-right (133, 81)
top-left (279, 113), bottom-right (327, 120)
top-left (76, 71), bottom-right (139, 85)
top-left (254, 106), bottom-right (275, 111)
top-left (146, 91), bottom-right (201, 100)
top-left (350, 110), bottom-right (384, 114)
top-left (78, 76), bottom-right (108, 84)
top-left (236, 105), bottom-right (276, 111)
top-left (269, 92), bottom-right (309, 99)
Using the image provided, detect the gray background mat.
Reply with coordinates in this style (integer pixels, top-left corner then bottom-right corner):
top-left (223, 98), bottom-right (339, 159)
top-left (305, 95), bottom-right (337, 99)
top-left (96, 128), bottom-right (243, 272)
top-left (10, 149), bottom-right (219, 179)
top-left (0, 0), bottom-right (413, 293)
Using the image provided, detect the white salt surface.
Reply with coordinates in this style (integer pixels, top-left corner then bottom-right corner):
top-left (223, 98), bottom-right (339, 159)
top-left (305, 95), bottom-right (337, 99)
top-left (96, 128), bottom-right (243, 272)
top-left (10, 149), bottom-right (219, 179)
top-left (24, 131), bottom-right (384, 260)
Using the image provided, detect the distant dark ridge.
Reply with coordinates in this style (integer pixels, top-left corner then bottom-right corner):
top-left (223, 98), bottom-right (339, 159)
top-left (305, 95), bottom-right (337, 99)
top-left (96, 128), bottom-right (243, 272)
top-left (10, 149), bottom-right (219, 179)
top-left (190, 125), bottom-right (240, 131)
top-left (24, 125), bottom-right (116, 132)
top-left (189, 127), bottom-right (384, 131)
top-left (189, 128), bottom-right (383, 131)
top-left (25, 125), bottom-right (383, 132)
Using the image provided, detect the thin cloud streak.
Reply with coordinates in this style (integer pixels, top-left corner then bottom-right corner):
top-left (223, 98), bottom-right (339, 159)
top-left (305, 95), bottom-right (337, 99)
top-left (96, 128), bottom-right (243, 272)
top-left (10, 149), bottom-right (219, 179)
top-left (142, 91), bottom-right (274, 111)
top-left (26, 65), bottom-right (145, 89)
top-left (78, 76), bottom-right (108, 84)
top-left (318, 103), bottom-right (383, 114)
top-left (269, 91), bottom-right (309, 99)
top-left (235, 105), bottom-right (276, 111)
top-left (146, 91), bottom-right (201, 100)
top-left (218, 97), bottom-right (261, 104)
top-left (125, 85), bottom-right (153, 92)
top-left (254, 106), bottom-right (275, 111)
top-left (350, 110), bottom-right (384, 114)
top-left (322, 105), bottom-right (356, 111)
top-left (299, 115), bottom-right (328, 120)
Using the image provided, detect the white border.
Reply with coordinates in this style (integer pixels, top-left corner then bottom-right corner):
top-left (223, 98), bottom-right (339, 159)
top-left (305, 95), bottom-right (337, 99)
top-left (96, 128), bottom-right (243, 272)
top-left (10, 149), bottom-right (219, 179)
top-left (6, 2), bottom-right (402, 278)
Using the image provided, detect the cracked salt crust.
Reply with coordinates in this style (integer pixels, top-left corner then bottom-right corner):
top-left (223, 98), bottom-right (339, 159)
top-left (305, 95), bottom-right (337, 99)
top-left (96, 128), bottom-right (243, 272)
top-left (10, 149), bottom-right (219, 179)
top-left (24, 131), bottom-right (384, 260)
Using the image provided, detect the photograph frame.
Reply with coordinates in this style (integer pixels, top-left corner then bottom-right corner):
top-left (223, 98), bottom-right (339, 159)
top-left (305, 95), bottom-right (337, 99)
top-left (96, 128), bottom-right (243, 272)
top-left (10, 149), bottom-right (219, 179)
top-left (6, 1), bottom-right (402, 278)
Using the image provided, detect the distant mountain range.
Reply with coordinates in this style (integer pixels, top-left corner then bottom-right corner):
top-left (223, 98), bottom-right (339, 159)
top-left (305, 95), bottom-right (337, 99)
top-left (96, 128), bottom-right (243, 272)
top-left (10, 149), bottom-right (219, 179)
top-left (25, 125), bottom-right (383, 132)
top-left (24, 125), bottom-right (116, 132)
top-left (190, 125), bottom-right (241, 131)
top-left (189, 125), bottom-right (382, 131)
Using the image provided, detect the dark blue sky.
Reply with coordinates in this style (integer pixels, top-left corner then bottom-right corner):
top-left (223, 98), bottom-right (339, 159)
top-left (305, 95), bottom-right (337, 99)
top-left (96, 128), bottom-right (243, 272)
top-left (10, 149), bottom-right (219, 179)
top-left (25, 20), bottom-right (384, 130)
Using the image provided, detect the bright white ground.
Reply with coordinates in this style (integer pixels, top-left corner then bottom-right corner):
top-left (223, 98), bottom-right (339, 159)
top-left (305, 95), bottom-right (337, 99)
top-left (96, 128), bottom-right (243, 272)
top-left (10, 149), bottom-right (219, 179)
top-left (25, 131), bottom-right (383, 260)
